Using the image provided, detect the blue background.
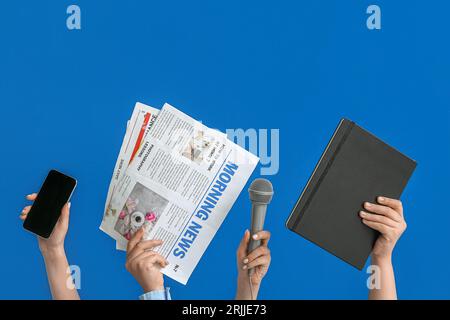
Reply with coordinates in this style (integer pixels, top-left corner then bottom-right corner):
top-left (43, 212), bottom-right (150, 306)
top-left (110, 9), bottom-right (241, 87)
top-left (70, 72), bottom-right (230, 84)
top-left (1, 0), bottom-right (449, 299)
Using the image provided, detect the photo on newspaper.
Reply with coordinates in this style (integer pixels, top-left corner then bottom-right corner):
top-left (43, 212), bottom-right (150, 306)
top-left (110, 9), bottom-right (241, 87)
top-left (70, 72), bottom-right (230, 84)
top-left (114, 182), bottom-right (168, 241)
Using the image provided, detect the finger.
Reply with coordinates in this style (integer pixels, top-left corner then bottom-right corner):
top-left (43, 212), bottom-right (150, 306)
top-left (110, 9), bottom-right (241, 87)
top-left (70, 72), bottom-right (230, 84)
top-left (26, 193), bottom-right (37, 201)
top-left (377, 197), bottom-right (403, 216)
top-left (244, 246), bottom-right (270, 265)
top-left (359, 211), bottom-right (399, 228)
top-left (127, 228), bottom-right (144, 253)
top-left (142, 254), bottom-right (170, 269)
top-left (19, 206), bottom-right (32, 221)
top-left (252, 230), bottom-right (271, 246)
top-left (128, 250), bottom-right (158, 264)
top-left (362, 219), bottom-right (393, 235)
top-left (364, 202), bottom-right (402, 222)
top-left (22, 206), bottom-right (32, 215)
top-left (243, 256), bottom-right (271, 271)
top-left (58, 202), bottom-right (71, 226)
top-left (127, 239), bottom-right (163, 261)
top-left (237, 230), bottom-right (250, 259)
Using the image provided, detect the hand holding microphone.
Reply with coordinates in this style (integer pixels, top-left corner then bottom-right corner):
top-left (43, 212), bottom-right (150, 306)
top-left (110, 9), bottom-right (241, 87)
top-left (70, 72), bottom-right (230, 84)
top-left (247, 179), bottom-right (274, 256)
top-left (236, 179), bottom-right (274, 300)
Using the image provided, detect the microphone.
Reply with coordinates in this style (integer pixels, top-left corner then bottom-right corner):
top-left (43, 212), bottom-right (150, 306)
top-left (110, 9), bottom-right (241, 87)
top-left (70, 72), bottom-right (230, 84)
top-left (248, 179), bottom-right (274, 255)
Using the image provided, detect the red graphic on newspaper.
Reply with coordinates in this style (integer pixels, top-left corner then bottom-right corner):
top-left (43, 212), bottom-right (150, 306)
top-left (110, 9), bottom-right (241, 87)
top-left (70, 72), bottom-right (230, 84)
top-left (130, 112), bottom-right (151, 164)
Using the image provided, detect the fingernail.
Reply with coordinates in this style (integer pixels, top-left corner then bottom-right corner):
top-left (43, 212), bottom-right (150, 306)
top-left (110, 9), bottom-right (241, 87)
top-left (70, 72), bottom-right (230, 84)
top-left (252, 234), bottom-right (258, 240)
top-left (365, 202), bottom-right (371, 208)
top-left (378, 197), bottom-right (385, 203)
top-left (68, 202), bottom-right (71, 209)
top-left (243, 259), bottom-right (249, 264)
top-left (359, 211), bottom-right (367, 217)
top-left (242, 265), bottom-right (248, 270)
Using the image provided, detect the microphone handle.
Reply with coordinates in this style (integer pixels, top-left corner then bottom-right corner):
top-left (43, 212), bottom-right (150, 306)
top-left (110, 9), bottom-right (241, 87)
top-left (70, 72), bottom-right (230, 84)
top-left (248, 203), bottom-right (268, 253)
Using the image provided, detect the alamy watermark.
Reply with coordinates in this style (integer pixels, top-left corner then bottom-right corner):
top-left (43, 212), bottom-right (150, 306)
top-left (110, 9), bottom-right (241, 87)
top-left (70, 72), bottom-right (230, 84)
top-left (367, 5), bottom-right (381, 30)
top-left (66, 4), bottom-right (381, 31)
top-left (66, 265), bottom-right (81, 290)
top-left (366, 265), bottom-right (381, 290)
top-left (66, 5), bottom-right (81, 30)
top-left (227, 129), bottom-right (280, 176)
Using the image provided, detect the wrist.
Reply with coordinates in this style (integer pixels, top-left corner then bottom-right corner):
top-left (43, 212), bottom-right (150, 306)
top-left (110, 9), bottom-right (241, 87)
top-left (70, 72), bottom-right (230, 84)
top-left (236, 273), bottom-right (260, 300)
top-left (371, 254), bottom-right (392, 267)
top-left (143, 286), bottom-right (165, 293)
top-left (142, 281), bottom-right (165, 293)
top-left (40, 245), bottom-right (66, 260)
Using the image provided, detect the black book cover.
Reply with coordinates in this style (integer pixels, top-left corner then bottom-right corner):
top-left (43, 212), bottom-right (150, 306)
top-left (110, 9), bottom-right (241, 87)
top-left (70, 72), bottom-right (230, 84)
top-left (286, 119), bottom-right (417, 270)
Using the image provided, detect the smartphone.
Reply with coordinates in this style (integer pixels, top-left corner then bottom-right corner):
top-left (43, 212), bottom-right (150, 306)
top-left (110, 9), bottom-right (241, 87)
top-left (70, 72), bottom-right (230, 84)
top-left (23, 170), bottom-right (77, 238)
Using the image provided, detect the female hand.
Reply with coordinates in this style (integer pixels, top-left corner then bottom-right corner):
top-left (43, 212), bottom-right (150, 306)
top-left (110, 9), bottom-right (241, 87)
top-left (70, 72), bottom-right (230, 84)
top-left (360, 196), bottom-right (407, 260)
top-left (236, 230), bottom-right (272, 300)
top-left (20, 193), bottom-right (71, 254)
top-left (125, 228), bottom-right (168, 293)
top-left (20, 192), bottom-right (79, 300)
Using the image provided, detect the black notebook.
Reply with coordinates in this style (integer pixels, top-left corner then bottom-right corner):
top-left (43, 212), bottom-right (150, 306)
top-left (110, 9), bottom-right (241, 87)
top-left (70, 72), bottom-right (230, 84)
top-left (286, 119), bottom-right (417, 270)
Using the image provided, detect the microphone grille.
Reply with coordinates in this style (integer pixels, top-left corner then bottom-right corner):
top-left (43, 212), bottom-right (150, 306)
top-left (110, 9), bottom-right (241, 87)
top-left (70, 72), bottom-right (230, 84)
top-left (249, 179), bottom-right (274, 204)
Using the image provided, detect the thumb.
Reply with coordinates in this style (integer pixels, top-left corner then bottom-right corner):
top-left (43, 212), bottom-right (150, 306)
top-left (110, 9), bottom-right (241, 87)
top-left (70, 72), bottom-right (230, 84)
top-left (59, 202), bottom-right (71, 226)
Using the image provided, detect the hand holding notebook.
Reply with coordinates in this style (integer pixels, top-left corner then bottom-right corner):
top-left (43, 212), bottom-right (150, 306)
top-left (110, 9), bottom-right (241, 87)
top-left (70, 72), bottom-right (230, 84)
top-left (360, 196), bottom-right (407, 260)
top-left (286, 119), bottom-right (416, 270)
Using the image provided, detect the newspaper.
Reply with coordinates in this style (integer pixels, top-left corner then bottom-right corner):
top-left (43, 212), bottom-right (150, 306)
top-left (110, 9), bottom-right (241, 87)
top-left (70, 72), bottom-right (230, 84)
top-left (101, 103), bottom-right (259, 284)
top-left (100, 102), bottom-right (159, 236)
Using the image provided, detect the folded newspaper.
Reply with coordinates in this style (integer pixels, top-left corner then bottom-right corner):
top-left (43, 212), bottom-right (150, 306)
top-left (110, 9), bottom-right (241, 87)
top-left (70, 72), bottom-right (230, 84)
top-left (100, 102), bottom-right (259, 285)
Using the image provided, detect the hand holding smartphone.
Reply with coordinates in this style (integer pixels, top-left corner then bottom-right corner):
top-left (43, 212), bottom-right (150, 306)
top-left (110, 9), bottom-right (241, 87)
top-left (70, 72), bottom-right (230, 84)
top-left (23, 170), bottom-right (77, 238)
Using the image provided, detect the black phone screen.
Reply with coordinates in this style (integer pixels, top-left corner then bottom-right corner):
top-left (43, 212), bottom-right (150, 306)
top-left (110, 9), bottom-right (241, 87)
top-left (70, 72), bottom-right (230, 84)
top-left (23, 170), bottom-right (77, 238)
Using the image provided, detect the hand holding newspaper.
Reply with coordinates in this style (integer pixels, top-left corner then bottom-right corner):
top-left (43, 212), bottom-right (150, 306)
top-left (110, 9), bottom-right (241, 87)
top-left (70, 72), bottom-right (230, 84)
top-left (100, 102), bottom-right (259, 284)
